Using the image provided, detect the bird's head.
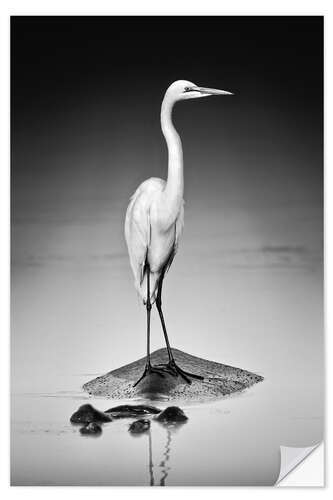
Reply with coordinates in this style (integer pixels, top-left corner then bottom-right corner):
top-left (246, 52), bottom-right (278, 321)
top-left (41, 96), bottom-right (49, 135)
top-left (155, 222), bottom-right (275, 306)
top-left (165, 79), bottom-right (233, 102)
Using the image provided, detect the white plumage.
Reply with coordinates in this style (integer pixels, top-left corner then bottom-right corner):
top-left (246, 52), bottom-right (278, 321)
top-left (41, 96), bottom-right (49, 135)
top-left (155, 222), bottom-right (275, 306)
top-left (124, 80), bottom-right (232, 386)
top-left (125, 177), bottom-right (184, 304)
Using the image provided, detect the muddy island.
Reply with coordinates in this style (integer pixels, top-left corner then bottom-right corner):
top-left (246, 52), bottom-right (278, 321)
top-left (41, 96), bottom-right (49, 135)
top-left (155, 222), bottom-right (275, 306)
top-left (83, 348), bottom-right (263, 401)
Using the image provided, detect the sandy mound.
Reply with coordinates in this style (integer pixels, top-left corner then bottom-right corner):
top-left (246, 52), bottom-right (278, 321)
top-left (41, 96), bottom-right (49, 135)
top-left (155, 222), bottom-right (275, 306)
top-left (83, 348), bottom-right (263, 401)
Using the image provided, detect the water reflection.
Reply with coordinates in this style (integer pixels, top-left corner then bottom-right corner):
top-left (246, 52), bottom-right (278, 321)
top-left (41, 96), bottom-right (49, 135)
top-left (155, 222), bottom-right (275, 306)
top-left (159, 428), bottom-right (172, 486)
top-left (11, 383), bottom-right (323, 485)
top-left (148, 429), bottom-right (154, 486)
top-left (141, 422), bottom-right (185, 486)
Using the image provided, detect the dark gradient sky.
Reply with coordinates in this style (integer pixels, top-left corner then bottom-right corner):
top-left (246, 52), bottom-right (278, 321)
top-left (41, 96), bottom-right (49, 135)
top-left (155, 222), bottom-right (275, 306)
top-left (11, 17), bottom-right (323, 391)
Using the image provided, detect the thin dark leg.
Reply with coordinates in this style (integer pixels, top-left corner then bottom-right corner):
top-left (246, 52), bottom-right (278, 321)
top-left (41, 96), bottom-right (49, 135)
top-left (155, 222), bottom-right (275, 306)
top-left (146, 269), bottom-right (152, 366)
top-left (155, 274), bottom-right (204, 384)
top-left (156, 274), bottom-right (173, 363)
top-left (133, 265), bottom-right (165, 387)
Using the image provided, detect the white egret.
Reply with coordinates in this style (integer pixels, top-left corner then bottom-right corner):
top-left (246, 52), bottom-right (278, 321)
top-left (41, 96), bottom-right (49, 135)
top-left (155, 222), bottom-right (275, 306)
top-left (125, 80), bottom-right (233, 386)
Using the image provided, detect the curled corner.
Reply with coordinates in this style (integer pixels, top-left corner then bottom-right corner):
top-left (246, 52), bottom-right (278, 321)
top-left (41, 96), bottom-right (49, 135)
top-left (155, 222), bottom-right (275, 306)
top-left (276, 443), bottom-right (322, 485)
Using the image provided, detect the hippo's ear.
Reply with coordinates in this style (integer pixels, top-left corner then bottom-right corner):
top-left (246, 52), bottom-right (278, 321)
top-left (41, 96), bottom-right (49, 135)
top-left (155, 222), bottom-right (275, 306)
top-left (70, 404), bottom-right (112, 424)
top-left (155, 406), bottom-right (188, 424)
top-left (129, 419), bottom-right (151, 434)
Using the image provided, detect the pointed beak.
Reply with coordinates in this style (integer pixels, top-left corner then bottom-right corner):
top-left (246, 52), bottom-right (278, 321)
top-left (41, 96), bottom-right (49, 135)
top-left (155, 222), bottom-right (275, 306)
top-left (196, 86), bottom-right (233, 96)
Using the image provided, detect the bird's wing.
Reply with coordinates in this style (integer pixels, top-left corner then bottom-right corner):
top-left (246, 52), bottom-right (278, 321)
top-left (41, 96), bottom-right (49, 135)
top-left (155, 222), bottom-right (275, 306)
top-left (125, 178), bottom-right (165, 287)
top-left (175, 199), bottom-right (185, 249)
top-left (125, 197), bottom-right (150, 287)
top-left (164, 199), bottom-right (184, 274)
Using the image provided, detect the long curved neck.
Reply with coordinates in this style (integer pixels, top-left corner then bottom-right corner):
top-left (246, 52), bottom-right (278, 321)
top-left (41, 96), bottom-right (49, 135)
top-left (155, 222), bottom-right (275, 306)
top-left (161, 96), bottom-right (184, 210)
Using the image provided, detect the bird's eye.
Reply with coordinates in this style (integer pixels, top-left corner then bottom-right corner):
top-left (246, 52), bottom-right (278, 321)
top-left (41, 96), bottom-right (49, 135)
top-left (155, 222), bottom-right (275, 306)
top-left (184, 87), bottom-right (191, 92)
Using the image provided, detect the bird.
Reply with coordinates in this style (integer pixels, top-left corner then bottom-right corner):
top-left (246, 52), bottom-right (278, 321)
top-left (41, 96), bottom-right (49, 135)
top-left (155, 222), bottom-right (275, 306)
top-left (125, 80), bottom-right (233, 387)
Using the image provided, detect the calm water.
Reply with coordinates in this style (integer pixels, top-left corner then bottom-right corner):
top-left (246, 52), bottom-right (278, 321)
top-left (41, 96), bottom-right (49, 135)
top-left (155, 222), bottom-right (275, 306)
top-left (11, 374), bottom-right (323, 486)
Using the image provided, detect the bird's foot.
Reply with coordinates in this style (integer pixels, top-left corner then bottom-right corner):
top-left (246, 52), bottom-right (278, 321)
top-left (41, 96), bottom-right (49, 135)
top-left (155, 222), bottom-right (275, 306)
top-left (133, 363), bottom-right (166, 388)
top-left (155, 360), bottom-right (204, 385)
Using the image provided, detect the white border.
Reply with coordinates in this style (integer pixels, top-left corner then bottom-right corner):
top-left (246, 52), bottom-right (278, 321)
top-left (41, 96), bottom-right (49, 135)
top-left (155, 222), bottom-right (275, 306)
top-left (0, 0), bottom-right (330, 15)
top-left (1, 1), bottom-right (330, 498)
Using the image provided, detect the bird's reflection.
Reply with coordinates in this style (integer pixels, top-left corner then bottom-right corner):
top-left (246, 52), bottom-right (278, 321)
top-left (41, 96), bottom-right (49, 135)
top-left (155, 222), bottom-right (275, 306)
top-left (146, 422), bottom-right (185, 486)
top-left (158, 428), bottom-right (172, 486)
top-left (148, 428), bottom-right (154, 486)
